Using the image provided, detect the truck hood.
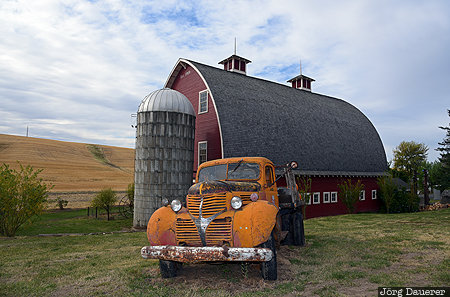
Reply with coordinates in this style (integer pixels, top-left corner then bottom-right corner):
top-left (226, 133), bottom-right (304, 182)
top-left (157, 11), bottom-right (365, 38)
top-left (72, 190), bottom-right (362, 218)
top-left (188, 180), bottom-right (261, 195)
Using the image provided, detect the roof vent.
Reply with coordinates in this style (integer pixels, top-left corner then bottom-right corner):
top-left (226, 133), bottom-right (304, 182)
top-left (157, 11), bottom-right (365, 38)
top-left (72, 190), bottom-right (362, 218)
top-left (287, 61), bottom-right (315, 91)
top-left (219, 55), bottom-right (251, 75)
top-left (218, 39), bottom-right (251, 75)
top-left (287, 74), bottom-right (315, 91)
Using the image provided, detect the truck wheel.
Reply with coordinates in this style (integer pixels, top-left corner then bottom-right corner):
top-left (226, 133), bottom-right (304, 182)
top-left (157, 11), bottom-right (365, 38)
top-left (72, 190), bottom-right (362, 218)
top-left (293, 211), bottom-right (305, 246)
top-left (159, 260), bottom-right (177, 278)
top-left (260, 233), bottom-right (277, 280)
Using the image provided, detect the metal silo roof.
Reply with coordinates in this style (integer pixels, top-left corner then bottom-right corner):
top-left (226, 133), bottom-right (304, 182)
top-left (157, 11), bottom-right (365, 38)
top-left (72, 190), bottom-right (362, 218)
top-left (138, 88), bottom-right (195, 116)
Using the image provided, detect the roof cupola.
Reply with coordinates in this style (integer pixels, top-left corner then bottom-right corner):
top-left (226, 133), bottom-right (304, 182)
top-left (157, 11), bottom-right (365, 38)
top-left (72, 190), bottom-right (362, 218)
top-left (287, 61), bottom-right (315, 91)
top-left (218, 39), bottom-right (251, 75)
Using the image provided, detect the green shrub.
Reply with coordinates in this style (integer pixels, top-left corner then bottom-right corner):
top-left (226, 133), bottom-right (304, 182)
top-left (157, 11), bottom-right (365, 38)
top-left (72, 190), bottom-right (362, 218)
top-left (378, 185), bottom-right (420, 214)
top-left (56, 197), bottom-right (68, 210)
top-left (390, 188), bottom-right (419, 213)
top-left (91, 188), bottom-right (117, 221)
top-left (0, 163), bottom-right (52, 237)
top-left (126, 183), bottom-right (134, 204)
top-left (338, 179), bottom-right (364, 214)
top-left (377, 174), bottom-right (396, 213)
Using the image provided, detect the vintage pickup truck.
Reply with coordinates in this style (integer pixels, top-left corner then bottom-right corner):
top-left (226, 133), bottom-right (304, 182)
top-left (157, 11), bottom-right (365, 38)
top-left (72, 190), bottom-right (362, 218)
top-left (141, 157), bottom-right (305, 280)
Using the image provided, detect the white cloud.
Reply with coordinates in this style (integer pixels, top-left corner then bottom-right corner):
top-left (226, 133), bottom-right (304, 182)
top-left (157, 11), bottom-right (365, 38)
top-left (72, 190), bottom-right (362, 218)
top-left (0, 0), bottom-right (449, 161)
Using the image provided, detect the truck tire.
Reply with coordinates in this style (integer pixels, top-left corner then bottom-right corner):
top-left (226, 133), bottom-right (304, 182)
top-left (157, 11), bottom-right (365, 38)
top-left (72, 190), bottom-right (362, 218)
top-left (293, 211), bottom-right (305, 246)
top-left (260, 233), bottom-right (277, 280)
top-left (159, 260), bottom-right (177, 278)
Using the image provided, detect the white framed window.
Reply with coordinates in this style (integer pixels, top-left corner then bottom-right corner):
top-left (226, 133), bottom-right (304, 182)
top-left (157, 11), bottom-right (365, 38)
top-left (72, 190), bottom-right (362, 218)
top-left (313, 192), bottom-right (320, 204)
top-left (198, 141), bottom-right (207, 166)
top-left (331, 192), bottom-right (337, 203)
top-left (302, 193), bottom-right (311, 205)
top-left (198, 90), bottom-right (208, 114)
top-left (359, 190), bottom-right (365, 201)
top-left (372, 190), bottom-right (377, 200)
top-left (323, 192), bottom-right (330, 203)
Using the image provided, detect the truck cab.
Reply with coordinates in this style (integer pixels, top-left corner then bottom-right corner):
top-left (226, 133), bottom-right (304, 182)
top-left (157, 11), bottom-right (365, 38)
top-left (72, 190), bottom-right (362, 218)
top-left (141, 157), bottom-right (303, 280)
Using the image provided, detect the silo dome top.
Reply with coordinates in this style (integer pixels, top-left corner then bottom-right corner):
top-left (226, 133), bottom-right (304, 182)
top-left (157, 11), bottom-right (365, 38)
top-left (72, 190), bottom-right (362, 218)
top-left (138, 88), bottom-right (196, 116)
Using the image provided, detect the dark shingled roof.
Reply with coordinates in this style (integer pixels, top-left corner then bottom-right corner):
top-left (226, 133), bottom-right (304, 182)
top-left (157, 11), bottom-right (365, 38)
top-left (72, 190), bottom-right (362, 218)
top-left (188, 60), bottom-right (387, 174)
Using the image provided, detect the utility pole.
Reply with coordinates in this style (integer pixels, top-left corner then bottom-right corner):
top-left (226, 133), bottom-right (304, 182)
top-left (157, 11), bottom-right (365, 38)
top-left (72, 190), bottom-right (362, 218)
top-left (26, 126), bottom-right (29, 137)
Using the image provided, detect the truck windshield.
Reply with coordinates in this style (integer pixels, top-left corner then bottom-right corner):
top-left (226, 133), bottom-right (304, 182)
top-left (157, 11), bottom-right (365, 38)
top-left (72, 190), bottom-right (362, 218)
top-left (198, 162), bottom-right (260, 182)
top-left (198, 164), bottom-right (227, 182)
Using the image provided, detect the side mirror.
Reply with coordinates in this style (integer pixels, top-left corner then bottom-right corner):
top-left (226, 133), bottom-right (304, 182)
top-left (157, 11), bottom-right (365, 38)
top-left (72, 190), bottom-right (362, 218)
top-left (290, 161), bottom-right (298, 169)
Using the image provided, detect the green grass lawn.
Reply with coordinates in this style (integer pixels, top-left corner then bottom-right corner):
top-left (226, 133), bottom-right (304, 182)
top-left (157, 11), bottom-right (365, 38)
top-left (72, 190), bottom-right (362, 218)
top-left (1, 209), bottom-right (449, 296)
top-left (15, 207), bottom-right (133, 236)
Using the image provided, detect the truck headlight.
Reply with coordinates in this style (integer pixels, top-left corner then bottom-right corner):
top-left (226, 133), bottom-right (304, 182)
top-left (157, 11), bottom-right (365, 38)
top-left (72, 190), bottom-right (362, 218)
top-left (231, 196), bottom-right (242, 210)
top-left (171, 199), bottom-right (182, 212)
top-left (162, 198), bottom-right (169, 207)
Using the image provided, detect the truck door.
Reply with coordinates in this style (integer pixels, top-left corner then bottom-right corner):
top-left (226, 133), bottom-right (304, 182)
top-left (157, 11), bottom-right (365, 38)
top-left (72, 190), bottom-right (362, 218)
top-left (265, 165), bottom-right (278, 207)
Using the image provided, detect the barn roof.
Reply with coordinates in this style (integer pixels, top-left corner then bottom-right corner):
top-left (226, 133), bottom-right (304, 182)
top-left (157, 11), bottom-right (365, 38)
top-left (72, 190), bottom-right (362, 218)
top-left (172, 59), bottom-right (387, 174)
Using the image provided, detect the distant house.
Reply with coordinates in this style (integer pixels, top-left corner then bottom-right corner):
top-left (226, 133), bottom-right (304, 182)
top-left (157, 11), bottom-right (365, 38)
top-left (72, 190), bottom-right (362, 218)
top-left (163, 54), bottom-right (387, 218)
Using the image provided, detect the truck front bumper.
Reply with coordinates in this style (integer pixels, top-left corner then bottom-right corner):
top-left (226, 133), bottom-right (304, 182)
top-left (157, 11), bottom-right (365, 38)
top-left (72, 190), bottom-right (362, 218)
top-left (141, 245), bottom-right (273, 263)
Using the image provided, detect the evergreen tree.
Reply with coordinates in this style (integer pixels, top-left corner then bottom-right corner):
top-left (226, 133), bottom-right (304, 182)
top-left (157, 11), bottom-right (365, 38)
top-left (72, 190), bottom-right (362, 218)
top-left (436, 110), bottom-right (450, 191)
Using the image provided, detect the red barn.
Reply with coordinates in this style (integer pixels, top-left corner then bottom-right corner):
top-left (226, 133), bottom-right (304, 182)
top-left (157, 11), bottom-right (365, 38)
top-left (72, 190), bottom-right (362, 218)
top-left (163, 54), bottom-right (387, 219)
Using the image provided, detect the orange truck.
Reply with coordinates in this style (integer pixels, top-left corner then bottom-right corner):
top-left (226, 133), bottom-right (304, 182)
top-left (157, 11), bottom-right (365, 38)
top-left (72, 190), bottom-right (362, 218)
top-left (141, 157), bottom-right (305, 280)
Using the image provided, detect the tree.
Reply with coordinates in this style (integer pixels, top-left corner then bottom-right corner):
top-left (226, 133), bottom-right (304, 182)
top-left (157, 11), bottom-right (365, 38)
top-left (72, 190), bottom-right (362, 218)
top-left (435, 110), bottom-right (450, 191)
top-left (337, 179), bottom-right (364, 214)
top-left (0, 163), bottom-right (52, 237)
top-left (126, 183), bottom-right (134, 206)
top-left (377, 174), bottom-right (396, 213)
top-left (91, 188), bottom-right (117, 221)
top-left (296, 176), bottom-right (312, 218)
top-left (393, 141), bottom-right (429, 183)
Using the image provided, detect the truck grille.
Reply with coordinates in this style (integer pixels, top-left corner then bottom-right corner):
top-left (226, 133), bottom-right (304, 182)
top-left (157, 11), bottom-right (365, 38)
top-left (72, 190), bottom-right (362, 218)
top-left (176, 218), bottom-right (201, 246)
top-left (187, 194), bottom-right (227, 218)
top-left (176, 217), bottom-right (232, 246)
top-left (206, 218), bottom-right (232, 246)
top-left (239, 194), bottom-right (252, 206)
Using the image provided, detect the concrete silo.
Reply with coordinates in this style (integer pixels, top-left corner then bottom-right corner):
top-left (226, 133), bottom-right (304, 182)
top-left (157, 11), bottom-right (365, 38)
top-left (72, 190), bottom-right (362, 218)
top-left (133, 88), bottom-right (196, 228)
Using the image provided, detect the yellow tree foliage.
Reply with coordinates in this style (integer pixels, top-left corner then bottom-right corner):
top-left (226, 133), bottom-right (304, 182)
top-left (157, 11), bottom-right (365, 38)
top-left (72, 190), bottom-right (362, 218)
top-left (393, 141), bottom-right (428, 181)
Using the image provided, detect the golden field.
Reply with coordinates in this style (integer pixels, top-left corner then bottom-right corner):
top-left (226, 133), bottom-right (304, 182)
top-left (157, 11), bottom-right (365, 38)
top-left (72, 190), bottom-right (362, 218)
top-left (0, 134), bottom-right (134, 207)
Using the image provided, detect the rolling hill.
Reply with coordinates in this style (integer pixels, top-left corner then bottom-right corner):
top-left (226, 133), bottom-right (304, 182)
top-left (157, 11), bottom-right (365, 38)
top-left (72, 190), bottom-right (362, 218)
top-left (0, 134), bottom-right (135, 193)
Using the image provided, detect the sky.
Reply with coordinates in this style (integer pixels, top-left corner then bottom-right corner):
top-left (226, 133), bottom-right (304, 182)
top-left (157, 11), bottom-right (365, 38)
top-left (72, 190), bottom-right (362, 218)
top-left (0, 0), bottom-right (449, 163)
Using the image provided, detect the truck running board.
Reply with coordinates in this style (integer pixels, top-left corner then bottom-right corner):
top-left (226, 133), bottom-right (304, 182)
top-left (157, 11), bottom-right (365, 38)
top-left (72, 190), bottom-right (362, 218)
top-left (141, 245), bottom-right (273, 263)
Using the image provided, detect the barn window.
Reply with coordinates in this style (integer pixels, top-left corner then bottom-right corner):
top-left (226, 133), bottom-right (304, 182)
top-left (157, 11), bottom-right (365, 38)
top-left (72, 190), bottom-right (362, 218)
top-left (359, 190), bottom-right (365, 201)
top-left (198, 141), bottom-right (207, 166)
top-left (302, 193), bottom-right (311, 205)
top-left (372, 190), bottom-right (377, 200)
top-left (323, 192), bottom-right (330, 203)
top-left (313, 192), bottom-right (320, 204)
top-left (199, 90), bottom-right (208, 114)
top-left (331, 192), bottom-right (337, 203)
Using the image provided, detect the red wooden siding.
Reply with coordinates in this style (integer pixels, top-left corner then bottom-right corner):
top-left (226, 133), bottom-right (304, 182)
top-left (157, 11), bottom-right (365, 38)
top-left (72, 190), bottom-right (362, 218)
top-left (302, 176), bottom-right (381, 219)
top-left (276, 176), bottom-right (381, 219)
top-left (240, 61), bottom-right (245, 72)
top-left (170, 65), bottom-right (222, 172)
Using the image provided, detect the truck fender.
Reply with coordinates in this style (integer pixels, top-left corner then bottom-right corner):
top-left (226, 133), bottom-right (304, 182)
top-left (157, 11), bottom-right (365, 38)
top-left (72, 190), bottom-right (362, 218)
top-left (232, 200), bottom-right (278, 248)
top-left (147, 206), bottom-right (177, 246)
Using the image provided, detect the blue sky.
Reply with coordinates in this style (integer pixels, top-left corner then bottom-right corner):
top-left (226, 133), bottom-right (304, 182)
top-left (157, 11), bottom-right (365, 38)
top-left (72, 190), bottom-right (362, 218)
top-left (0, 0), bottom-right (449, 162)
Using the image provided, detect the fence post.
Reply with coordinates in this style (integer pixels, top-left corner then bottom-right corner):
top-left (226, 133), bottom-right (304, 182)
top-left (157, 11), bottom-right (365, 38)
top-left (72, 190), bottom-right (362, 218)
top-left (87, 207), bottom-right (90, 217)
top-left (95, 207), bottom-right (98, 219)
